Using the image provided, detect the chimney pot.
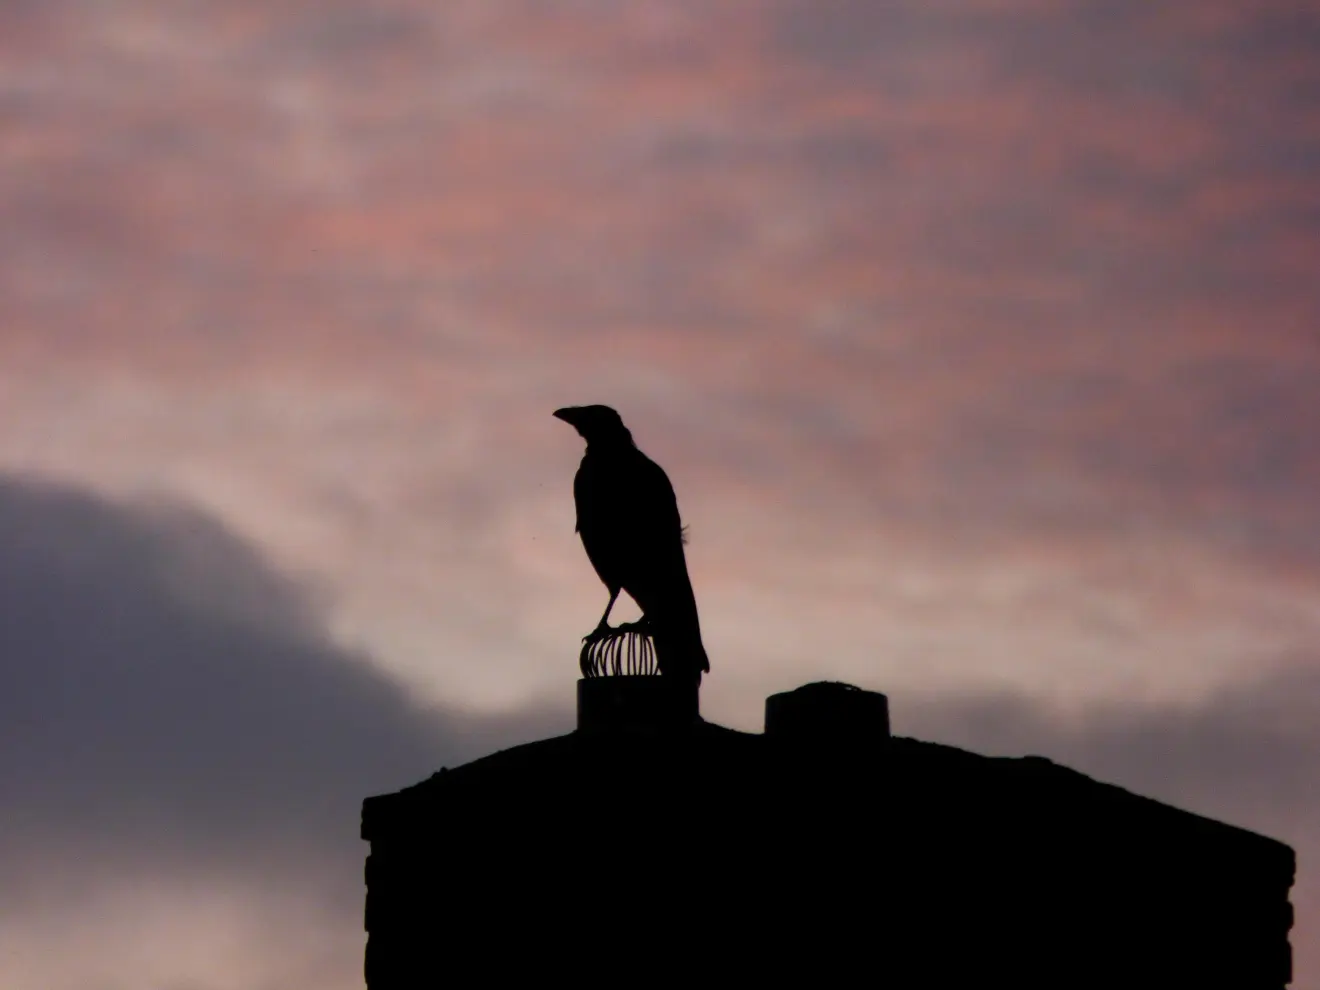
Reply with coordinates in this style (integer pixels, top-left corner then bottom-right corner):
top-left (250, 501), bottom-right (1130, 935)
top-left (764, 681), bottom-right (890, 743)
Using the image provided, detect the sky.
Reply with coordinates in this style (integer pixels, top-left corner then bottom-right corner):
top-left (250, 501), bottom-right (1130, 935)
top-left (0, 1), bottom-right (1317, 986)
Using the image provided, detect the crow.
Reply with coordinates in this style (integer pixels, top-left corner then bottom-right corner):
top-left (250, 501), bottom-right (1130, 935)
top-left (553, 405), bottom-right (710, 685)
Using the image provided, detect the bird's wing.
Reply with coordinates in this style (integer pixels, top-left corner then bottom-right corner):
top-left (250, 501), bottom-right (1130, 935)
top-left (632, 453), bottom-right (683, 540)
top-left (616, 451), bottom-right (687, 571)
top-left (573, 446), bottom-right (690, 603)
top-left (571, 457), bottom-right (588, 534)
top-left (622, 451), bottom-right (708, 676)
top-left (614, 450), bottom-right (691, 604)
top-left (573, 454), bottom-right (626, 591)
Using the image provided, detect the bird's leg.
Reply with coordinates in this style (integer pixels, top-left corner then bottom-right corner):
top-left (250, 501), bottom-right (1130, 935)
top-left (598, 588), bottom-right (620, 629)
top-left (583, 588), bottom-right (620, 643)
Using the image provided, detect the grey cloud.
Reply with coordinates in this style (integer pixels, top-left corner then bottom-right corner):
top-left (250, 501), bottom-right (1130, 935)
top-left (773, 0), bottom-right (1168, 95)
top-left (773, 3), bottom-right (964, 70)
top-left (768, 0), bottom-right (1320, 308)
top-left (0, 476), bottom-right (568, 867)
top-left (0, 475), bottom-right (571, 990)
top-left (898, 668), bottom-right (1320, 825)
top-left (270, 7), bottom-right (437, 61)
top-left (1230, 7), bottom-right (1320, 60)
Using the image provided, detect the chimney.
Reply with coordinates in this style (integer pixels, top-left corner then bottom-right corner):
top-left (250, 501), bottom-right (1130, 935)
top-left (575, 674), bottom-right (699, 732)
top-left (363, 678), bottom-right (1295, 988)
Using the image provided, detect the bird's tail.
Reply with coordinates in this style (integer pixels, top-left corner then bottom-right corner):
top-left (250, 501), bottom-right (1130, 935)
top-left (651, 624), bottom-right (709, 683)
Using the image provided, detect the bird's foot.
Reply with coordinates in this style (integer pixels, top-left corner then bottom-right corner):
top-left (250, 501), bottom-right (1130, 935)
top-left (613, 616), bottom-right (652, 636)
top-left (582, 621), bottom-right (615, 644)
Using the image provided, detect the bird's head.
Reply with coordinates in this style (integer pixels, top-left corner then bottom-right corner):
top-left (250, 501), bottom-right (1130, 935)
top-left (553, 405), bottom-right (633, 446)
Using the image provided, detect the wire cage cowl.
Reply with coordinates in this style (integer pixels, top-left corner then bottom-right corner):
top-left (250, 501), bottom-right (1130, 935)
top-left (579, 625), bottom-right (658, 678)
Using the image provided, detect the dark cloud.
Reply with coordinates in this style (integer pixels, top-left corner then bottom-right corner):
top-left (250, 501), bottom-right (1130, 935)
top-left (0, 475), bottom-right (568, 869)
top-left (0, 474), bottom-right (571, 989)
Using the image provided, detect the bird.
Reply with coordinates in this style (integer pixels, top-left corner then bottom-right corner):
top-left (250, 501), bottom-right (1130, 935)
top-left (553, 404), bottom-right (710, 685)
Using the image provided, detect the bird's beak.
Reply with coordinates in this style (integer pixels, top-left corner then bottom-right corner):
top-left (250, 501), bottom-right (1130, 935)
top-left (552, 407), bottom-right (577, 424)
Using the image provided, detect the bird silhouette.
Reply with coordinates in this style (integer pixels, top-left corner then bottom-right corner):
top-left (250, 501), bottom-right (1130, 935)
top-left (553, 405), bottom-right (710, 685)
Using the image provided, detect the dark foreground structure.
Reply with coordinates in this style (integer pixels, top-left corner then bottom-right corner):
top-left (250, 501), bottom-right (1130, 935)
top-left (362, 680), bottom-right (1296, 987)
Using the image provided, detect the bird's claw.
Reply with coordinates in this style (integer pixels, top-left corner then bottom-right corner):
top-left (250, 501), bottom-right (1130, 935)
top-left (582, 622), bottom-right (614, 644)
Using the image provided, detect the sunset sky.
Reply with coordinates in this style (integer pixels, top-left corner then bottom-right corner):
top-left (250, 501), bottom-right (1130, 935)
top-left (2, 1), bottom-right (1318, 987)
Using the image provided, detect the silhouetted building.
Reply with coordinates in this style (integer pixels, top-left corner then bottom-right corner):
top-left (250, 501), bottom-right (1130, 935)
top-left (362, 679), bottom-right (1296, 987)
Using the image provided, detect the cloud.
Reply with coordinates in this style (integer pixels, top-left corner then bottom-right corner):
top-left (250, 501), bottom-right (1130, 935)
top-left (0, 475), bottom-right (565, 859)
top-left (0, 474), bottom-right (567, 988)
